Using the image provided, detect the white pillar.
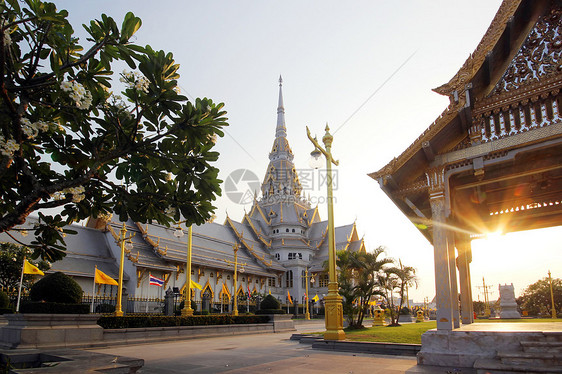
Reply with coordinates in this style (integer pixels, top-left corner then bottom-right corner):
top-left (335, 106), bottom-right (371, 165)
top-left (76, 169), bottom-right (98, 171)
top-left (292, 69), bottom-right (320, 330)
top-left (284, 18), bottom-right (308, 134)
top-left (447, 230), bottom-right (460, 328)
top-left (429, 191), bottom-right (454, 330)
top-left (456, 238), bottom-right (474, 325)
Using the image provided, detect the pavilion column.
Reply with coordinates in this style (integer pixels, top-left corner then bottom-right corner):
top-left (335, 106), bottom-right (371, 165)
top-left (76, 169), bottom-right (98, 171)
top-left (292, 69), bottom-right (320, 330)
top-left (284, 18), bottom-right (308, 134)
top-left (456, 237), bottom-right (474, 325)
top-left (428, 167), bottom-right (454, 330)
top-left (447, 230), bottom-right (460, 328)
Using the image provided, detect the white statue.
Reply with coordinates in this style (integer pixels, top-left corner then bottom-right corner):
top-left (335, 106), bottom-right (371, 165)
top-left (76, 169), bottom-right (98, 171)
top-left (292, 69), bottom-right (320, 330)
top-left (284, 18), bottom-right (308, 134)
top-left (499, 283), bottom-right (521, 319)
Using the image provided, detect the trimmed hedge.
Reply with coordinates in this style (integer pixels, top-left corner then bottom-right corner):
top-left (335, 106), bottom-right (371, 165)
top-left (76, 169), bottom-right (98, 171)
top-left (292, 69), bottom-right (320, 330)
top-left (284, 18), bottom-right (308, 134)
top-left (20, 302), bottom-right (90, 314)
top-left (0, 308), bottom-right (13, 315)
top-left (256, 309), bottom-right (286, 315)
top-left (30, 272), bottom-right (83, 304)
top-left (97, 314), bottom-right (270, 329)
top-left (260, 294), bottom-right (280, 310)
top-left (0, 290), bottom-right (10, 309)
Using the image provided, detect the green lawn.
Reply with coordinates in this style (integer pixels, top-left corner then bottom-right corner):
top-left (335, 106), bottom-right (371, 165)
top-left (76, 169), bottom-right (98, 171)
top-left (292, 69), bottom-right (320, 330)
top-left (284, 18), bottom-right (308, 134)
top-left (341, 318), bottom-right (562, 344)
top-left (343, 321), bottom-right (436, 344)
top-left (475, 318), bottom-right (562, 323)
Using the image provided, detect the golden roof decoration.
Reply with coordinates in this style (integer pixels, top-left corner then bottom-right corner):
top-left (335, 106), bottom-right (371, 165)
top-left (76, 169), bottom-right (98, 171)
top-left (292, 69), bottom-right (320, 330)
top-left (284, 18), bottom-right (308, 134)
top-left (433, 0), bottom-right (523, 96)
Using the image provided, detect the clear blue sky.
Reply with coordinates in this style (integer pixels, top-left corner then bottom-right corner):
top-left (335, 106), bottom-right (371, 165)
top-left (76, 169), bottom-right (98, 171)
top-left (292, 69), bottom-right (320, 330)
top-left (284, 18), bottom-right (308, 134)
top-left (56, 0), bottom-right (561, 302)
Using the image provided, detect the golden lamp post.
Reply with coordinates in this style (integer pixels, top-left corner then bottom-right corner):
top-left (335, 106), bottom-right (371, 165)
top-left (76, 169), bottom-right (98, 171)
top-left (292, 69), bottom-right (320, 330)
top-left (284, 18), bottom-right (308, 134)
top-left (303, 268), bottom-right (315, 320)
top-left (174, 223), bottom-right (194, 317)
top-left (548, 270), bottom-right (557, 319)
top-left (224, 243), bottom-right (246, 316)
top-left (306, 124), bottom-right (345, 341)
top-left (115, 223), bottom-right (134, 317)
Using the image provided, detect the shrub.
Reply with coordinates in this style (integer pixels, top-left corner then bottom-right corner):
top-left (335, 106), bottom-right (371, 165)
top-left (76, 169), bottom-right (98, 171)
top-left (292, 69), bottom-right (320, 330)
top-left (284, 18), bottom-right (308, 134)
top-left (29, 272), bottom-right (83, 304)
top-left (175, 300), bottom-right (198, 315)
top-left (95, 303), bottom-right (116, 314)
top-left (97, 314), bottom-right (270, 329)
top-left (20, 301), bottom-right (89, 314)
top-left (260, 294), bottom-right (280, 310)
top-left (400, 307), bottom-right (411, 315)
top-left (0, 290), bottom-right (10, 308)
top-left (255, 309), bottom-right (285, 315)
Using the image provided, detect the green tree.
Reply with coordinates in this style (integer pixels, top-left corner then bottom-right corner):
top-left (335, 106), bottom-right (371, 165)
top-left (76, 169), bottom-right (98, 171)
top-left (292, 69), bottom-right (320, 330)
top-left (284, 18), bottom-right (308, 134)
top-left (472, 300), bottom-right (485, 316)
top-left (0, 0), bottom-right (228, 262)
top-left (0, 242), bottom-right (50, 291)
top-left (517, 277), bottom-right (562, 317)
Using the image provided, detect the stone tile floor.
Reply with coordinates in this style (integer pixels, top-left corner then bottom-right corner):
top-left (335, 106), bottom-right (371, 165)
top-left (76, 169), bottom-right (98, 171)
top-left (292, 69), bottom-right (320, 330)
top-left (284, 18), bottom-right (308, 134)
top-left (89, 321), bottom-right (475, 374)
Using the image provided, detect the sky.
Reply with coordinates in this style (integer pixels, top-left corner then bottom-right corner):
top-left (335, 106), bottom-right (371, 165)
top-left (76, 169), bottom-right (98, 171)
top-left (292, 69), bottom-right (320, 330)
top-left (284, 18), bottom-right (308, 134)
top-left (53, 0), bottom-right (561, 303)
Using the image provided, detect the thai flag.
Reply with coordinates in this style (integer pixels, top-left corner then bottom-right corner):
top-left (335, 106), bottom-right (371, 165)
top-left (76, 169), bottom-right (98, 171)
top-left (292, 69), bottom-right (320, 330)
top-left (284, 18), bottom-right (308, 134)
top-left (149, 274), bottom-right (164, 287)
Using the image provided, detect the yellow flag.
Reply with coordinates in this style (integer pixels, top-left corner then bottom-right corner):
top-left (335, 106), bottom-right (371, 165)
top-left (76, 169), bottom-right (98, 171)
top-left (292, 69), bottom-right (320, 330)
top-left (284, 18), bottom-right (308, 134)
top-left (23, 259), bottom-right (44, 275)
top-left (190, 279), bottom-right (202, 290)
top-left (95, 268), bottom-right (118, 285)
top-left (287, 290), bottom-right (293, 304)
top-left (312, 294), bottom-right (319, 302)
top-left (268, 289), bottom-right (271, 295)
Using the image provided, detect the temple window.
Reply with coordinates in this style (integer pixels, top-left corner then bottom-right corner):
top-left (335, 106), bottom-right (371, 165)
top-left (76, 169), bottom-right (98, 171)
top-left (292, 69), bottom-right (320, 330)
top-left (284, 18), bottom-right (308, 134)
top-left (227, 275), bottom-right (231, 280)
top-left (318, 273), bottom-right (329, 287)
top-left (275, 253), bottom-right (280, 260)
top-left (285, 270), bottom-right (293, 288)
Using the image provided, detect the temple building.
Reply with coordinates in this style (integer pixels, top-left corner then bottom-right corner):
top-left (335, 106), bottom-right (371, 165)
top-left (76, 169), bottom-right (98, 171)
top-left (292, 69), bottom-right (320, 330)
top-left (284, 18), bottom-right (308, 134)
top-left (4, 78), bottom-right (365, 313)
top-left (370, 0), bottom-right (562, 369)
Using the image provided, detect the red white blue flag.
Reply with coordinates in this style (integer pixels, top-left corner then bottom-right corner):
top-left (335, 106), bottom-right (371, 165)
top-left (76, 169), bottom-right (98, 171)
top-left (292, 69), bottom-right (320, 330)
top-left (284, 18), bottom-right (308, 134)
top-left (149, 274), bottom-right (164, 287)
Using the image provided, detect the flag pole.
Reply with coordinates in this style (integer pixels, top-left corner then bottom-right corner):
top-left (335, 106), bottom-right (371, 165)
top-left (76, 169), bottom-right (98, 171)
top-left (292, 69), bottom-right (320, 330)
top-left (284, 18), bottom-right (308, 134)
top-left (16, 257), bottom-right (26, 312)
top-left (91, 266), bottom-right (97, 313)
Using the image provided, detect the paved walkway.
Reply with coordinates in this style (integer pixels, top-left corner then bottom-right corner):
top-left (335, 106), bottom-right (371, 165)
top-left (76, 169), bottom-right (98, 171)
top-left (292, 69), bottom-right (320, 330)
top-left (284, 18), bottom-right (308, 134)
top-left (89, 321), bottom-right (474, 374)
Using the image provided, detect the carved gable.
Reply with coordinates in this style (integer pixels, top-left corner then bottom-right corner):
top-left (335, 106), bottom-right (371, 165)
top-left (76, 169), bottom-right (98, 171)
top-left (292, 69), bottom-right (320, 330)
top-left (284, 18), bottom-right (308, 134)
top-left (490, 4), bottom-right (562, 97)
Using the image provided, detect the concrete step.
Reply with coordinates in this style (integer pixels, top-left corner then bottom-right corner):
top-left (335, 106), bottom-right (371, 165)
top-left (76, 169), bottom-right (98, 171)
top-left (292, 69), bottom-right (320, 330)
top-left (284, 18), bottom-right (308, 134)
top-left (497, 350), bottom-right (561, 366)
top-left (521, 340), bottom-right (562, 353)
top-left (474, 358), bottom-right (562, 374)
top-left (544, 332), bottom-right (562, 342)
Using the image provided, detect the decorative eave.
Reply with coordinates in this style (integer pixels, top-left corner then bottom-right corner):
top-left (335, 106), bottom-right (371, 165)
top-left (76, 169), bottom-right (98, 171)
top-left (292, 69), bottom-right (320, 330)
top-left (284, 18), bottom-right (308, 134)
top-left (225, 216), bottom-right (275, 268)
top-left (242, 213), bottom-right (272, 247)
top-left (433, 0), bottom-right (523, 97)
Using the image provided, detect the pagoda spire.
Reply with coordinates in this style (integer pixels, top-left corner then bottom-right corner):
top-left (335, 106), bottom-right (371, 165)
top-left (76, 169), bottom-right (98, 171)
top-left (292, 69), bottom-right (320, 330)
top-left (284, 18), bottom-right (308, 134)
top-left (276, 75), bottom-right (287, 138)
top-left (259, 77), bottom-right (306, 206)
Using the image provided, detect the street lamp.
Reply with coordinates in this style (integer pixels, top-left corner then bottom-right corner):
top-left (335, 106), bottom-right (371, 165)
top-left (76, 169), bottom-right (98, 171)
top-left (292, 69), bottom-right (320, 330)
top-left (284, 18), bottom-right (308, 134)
top-left (303, 268), bottom-right (315, 320)
top-left (548, 270), bottom-right (557, 319)
top-left (224, 243), bottom-right (246, 316)
top-left (306, 124), bottom-right (345, 341)
top-left (174, 222), bottom-right (194, 317)
top-left (115, 223), bottom-right (134, 317)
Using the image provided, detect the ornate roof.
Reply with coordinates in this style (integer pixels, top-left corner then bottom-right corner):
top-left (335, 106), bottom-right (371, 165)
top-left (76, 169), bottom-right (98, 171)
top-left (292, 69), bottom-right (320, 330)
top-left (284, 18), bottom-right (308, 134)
top-left (370, 0), bottom-right (527, 180)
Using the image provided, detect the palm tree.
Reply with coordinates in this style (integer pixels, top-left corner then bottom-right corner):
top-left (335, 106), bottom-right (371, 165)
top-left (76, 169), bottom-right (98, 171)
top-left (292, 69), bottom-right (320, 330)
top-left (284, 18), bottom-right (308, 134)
top-left (330, 247), bottom-right (393, 329)
top-left (351, 247), bottom-right (393, 327)
top-left (383, 260), bottom-right (417, 326)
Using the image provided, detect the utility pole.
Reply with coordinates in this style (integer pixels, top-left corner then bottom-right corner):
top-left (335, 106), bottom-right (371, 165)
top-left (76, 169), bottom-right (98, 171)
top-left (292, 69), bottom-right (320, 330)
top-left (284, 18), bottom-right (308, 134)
top-left (476, 277), bottom-right (493, 317)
